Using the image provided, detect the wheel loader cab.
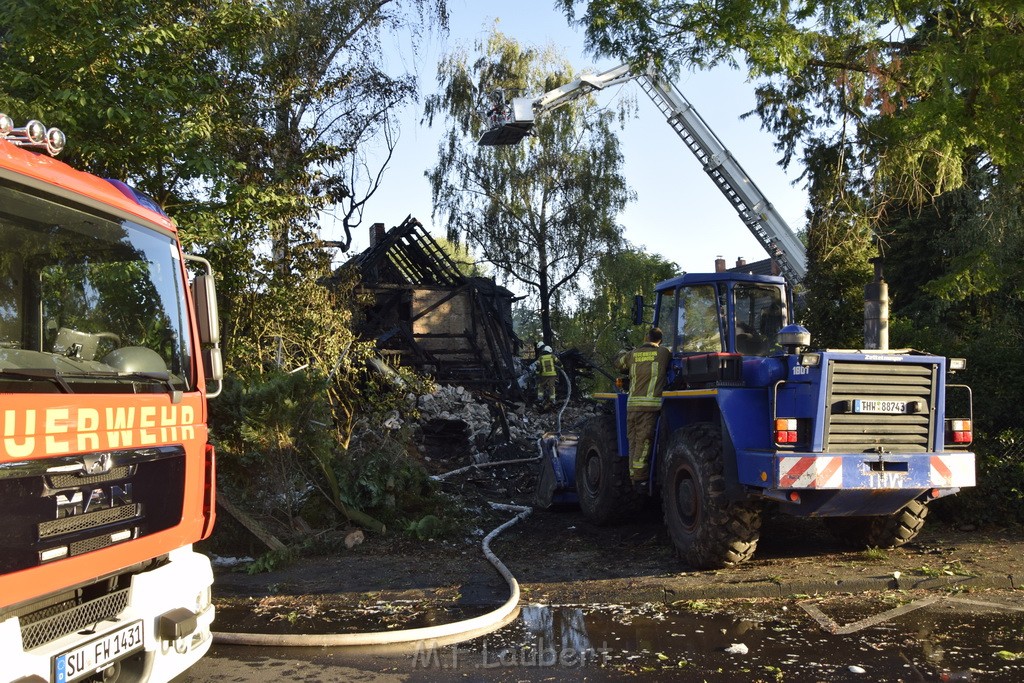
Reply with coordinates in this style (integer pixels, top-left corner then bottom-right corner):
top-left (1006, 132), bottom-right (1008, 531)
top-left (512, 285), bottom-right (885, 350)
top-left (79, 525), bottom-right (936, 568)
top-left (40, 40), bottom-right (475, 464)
top-left (651, 273), bottom-right (790, 363)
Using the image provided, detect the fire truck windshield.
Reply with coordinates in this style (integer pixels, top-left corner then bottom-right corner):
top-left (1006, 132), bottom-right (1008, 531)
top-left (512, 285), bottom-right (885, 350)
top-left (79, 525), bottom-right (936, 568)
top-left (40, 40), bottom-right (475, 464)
top-left (0, 183), bottom-right (194, 392)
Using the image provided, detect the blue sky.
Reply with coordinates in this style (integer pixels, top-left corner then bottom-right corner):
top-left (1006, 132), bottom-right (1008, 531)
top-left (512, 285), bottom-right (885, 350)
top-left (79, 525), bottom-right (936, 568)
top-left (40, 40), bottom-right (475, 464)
top-left (333, 0), bottom-right (808, 275)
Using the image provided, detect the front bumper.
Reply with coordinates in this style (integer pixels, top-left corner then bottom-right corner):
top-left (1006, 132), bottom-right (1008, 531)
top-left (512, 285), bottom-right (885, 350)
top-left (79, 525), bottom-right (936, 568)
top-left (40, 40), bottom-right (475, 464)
top-left (5, 546), bottom-right (214, 683)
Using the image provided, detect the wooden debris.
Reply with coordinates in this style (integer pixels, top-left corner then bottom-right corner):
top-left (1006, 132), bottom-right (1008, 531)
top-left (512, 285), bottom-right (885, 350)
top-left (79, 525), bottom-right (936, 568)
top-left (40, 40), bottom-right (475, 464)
top-left (216, 493), bottom-right (287, 552)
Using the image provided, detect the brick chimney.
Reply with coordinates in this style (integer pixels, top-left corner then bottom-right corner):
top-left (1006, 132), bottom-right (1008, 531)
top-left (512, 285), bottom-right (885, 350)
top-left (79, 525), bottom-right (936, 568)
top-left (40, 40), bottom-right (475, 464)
top-left (715, 256), bottom-right (726, 272)
top-left (736, 257), bottom-right (747, 269)
top-left (369, 222), bottom-right (386, 247)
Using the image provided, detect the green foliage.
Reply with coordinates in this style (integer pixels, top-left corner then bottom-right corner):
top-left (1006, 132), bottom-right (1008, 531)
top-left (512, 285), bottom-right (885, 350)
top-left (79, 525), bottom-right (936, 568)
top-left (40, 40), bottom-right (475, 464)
top-left (212, 348), bottom-right (443, 536)
top-left (799, 140), bottom-right (875, 348)
top-left (0, 0), bottom-right (275, 198)
top-left (245, 546), bottom-right (298, 575)
top-left (556, 244), bottom-right (678, 390)
top-left (424, 26), bottom-right (634, 345)
top-left (560, 1), bottom-right (1024, 204)
top-left (404, 514), bottom-right (442, 540)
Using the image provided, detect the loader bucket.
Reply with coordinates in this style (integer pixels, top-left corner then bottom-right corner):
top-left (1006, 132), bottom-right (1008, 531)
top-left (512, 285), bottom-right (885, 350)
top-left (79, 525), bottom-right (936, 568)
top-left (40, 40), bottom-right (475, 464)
top-left (534, 433), bottom-right (578, 508)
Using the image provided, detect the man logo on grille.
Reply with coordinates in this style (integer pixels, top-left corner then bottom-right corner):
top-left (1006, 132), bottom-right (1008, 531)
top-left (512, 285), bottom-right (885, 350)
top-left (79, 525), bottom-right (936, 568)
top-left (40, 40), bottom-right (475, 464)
top-left (55, 484), bottom-right (133, 518)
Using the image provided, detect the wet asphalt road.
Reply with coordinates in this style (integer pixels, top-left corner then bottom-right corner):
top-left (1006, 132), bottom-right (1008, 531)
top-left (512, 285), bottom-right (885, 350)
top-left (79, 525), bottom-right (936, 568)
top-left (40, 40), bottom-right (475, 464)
top-left (178, 592), bottom-right (1024, 682)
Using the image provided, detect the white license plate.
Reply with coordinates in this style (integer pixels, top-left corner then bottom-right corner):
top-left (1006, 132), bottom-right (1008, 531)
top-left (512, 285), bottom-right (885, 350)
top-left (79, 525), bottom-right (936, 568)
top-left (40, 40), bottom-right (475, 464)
top-left (53, 621), bottom-right (143, 683)
top-left (854, 399), bottom-right (906, 414)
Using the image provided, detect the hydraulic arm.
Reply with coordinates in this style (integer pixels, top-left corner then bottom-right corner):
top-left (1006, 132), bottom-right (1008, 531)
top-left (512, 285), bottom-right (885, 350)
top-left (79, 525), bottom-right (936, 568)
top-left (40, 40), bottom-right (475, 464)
top-left (481, 64), bottom-right (807, 285)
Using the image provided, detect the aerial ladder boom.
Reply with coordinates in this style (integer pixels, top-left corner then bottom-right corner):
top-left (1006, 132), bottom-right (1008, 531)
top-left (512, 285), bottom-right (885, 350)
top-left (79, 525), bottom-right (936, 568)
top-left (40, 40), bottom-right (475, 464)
top-left (481, 64), bottom-right (807, 285)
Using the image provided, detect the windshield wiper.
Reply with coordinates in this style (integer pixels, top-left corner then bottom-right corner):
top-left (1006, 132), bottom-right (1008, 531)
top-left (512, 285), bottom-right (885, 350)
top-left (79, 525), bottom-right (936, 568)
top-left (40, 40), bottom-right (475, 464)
top-left (0, 368), bottom-right (74, 393)
top-left (0, 368), bottom-right (183, 402)
top-left (106, 371), bottom-right (184, 404)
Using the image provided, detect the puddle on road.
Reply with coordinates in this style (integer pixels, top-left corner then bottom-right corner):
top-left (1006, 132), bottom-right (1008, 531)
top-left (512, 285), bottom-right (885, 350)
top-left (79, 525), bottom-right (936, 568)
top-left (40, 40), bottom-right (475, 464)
top-left (420, 602), bottom-right (1024, 681)
top-left (215, 597), bottom-right (1024, 682)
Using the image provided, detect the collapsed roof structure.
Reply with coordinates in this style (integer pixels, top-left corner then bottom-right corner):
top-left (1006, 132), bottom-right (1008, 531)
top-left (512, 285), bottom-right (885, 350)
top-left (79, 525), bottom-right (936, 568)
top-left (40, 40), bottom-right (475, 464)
top-left (341, 217), bottom-right (523, 395)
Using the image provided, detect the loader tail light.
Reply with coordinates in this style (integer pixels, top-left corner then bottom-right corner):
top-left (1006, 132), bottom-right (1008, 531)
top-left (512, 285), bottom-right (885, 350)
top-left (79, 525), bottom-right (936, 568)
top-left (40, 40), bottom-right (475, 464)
top-left (775, 418), bottom-right (799, 445)
top-left (948, 419), bottom-right (972, 445)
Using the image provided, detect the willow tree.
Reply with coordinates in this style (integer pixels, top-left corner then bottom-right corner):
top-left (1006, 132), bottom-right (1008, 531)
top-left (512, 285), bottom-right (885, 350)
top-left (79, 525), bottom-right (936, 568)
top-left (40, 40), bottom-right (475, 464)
top-left (424, 28), bottom-right (633, 346)
top-left (558, 244), bottom-right (679, 381)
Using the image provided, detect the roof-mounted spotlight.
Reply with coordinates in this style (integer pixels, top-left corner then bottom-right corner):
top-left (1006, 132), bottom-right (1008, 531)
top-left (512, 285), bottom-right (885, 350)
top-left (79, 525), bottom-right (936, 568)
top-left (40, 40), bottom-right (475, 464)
top-left (0, 114), bottom-right (65, 156)
top-left (21, 119), bottom-right (47, 145)
top-left (46, 127), bottom-right (66, 156)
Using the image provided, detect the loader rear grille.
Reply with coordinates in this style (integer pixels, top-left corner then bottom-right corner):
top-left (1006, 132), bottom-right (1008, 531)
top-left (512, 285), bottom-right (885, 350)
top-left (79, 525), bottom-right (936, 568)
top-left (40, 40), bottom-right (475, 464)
top-left (824, 361), bottom-right (937, 453)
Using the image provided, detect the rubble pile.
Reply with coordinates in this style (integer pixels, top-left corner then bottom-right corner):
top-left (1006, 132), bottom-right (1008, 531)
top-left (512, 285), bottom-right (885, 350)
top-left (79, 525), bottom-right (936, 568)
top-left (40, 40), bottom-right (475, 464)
top-left (405, 385), bottom-right (541, 468)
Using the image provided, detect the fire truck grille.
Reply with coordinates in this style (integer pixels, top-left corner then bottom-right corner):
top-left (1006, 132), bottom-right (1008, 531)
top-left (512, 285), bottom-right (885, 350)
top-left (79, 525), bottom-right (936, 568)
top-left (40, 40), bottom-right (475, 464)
top-left (70, 532), bottom-right (131, 556)
top-left (20, 588), bottom-right (129, 651)
top-left (47, 466), bottom-right (134, 490)
top-left (38, 504), bottom-right (141, 538)
top-left (825, 361), bottom-right (937, 453)
top-left (0, 446), bottom-right (185, 574)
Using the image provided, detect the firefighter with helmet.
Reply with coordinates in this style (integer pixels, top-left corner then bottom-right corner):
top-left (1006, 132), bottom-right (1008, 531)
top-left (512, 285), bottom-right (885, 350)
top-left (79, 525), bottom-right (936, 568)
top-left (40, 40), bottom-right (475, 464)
top-left (535, 344), bottom-right (560, 407)
top-left (616, 327), bottom-right (671, 490)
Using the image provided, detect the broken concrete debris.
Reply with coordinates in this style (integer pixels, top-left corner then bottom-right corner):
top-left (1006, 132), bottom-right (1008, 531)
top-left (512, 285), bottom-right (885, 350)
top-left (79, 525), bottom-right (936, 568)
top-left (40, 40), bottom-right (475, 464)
top-left (406, 385), bottom-right (538, 467)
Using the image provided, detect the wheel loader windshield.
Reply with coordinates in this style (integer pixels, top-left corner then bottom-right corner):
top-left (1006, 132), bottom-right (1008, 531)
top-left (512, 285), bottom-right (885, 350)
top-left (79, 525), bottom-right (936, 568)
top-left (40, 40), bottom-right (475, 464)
top-left (733, 283), bottom-right (787, 355)
top-left (675, 285), bottom-right (723, 353)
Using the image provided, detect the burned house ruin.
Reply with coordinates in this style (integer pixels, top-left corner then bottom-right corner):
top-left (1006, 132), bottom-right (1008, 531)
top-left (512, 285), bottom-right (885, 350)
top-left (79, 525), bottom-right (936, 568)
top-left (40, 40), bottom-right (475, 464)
top-left (341, 217), bottom-right (523, 395)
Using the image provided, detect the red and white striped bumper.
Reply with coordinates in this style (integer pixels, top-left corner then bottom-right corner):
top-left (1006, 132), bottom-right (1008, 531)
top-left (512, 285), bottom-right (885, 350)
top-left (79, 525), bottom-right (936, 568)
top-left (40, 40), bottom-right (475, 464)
top-left (777, 453), bottom-right (975, 489)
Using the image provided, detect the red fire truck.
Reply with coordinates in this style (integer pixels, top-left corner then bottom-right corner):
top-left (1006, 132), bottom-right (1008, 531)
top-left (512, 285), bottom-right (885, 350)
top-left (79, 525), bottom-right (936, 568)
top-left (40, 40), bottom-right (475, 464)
top-left (0, 113), bottom-right (222, 682)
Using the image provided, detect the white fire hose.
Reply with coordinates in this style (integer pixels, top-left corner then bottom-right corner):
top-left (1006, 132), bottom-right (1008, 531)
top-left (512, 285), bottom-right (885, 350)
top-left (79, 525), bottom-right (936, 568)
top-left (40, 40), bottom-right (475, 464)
top-left (212, 501), bottom-right (531, 647)
top-left (214, 384), bottom-right (576, 648)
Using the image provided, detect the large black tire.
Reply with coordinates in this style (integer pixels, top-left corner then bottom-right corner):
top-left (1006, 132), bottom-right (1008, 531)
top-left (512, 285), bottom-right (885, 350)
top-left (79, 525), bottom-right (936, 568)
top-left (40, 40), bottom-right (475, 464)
top-left (825, 499), bottom-right (929, 549)
top-left (575, 415), bottom-right (641, 525)
top-left (661, 423), bottom-right (761, 568)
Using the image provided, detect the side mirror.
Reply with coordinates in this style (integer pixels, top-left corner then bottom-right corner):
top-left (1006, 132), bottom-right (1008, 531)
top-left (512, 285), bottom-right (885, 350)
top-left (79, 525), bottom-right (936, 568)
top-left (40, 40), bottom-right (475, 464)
top-left (185, 255), bottom-right (223, 397)
top-left (192, 274), bottom-right (220, 345)
top-left (632, 295), bottom-right (645, 326)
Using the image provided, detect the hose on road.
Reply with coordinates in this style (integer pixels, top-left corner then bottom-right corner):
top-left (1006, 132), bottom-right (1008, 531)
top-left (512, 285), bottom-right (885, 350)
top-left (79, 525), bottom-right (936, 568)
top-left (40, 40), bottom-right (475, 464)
top-left (212, 502), bottom-right (531, 648)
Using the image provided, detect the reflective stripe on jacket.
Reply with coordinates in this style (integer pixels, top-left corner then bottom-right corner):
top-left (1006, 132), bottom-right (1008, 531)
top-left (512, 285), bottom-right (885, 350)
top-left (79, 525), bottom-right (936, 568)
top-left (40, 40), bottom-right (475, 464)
top-left (538, 353), bottom-right (557, 377)
top-left (620, 342), bottom-right (671, 411)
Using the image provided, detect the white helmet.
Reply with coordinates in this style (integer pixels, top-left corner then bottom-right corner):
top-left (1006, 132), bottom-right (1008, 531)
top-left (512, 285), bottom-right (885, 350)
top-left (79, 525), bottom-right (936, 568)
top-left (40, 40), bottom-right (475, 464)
top-left (541, 345), bottom-right (552, 354)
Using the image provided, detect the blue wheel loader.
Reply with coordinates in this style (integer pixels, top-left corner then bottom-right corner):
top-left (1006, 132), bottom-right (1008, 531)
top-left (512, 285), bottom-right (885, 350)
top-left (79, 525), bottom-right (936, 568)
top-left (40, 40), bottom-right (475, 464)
top-left (536, 271), bottom-right (975, 569)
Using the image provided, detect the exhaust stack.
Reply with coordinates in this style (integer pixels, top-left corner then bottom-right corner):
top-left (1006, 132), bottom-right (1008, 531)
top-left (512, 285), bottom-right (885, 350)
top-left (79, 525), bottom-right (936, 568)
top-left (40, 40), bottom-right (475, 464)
top-left (864, 257), bottom-right (889, 350)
